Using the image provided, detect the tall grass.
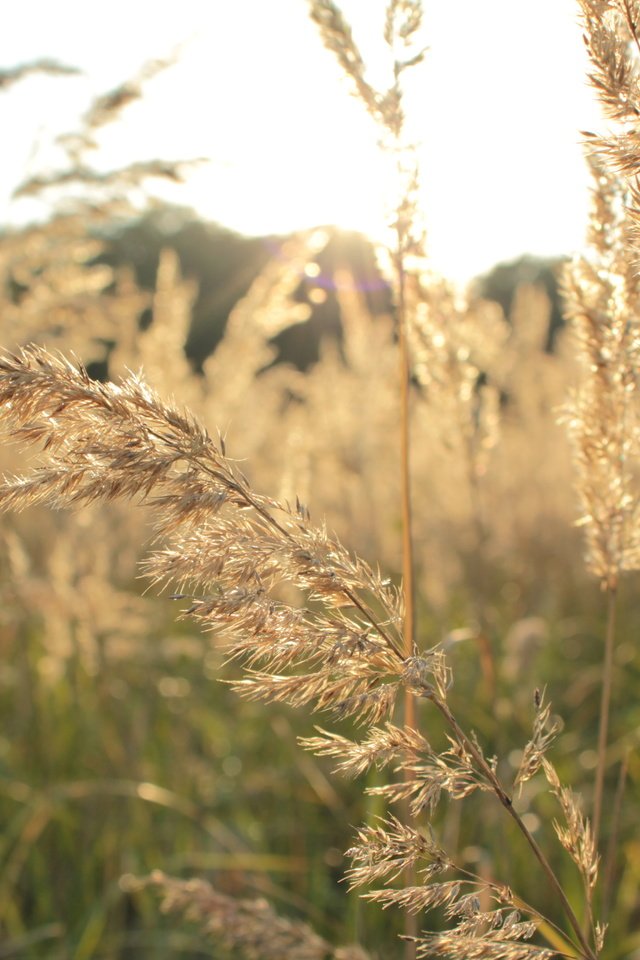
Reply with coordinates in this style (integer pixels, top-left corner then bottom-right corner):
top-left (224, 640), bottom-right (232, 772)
top-left (0, 1), bottom-right (639, 958)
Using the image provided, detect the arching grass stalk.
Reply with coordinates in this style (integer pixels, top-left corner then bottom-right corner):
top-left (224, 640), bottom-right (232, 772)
top-left (0, 344), bottom-right (598, 957)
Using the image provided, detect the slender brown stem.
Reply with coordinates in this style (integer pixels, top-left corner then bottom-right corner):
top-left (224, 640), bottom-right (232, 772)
top-left (593, 585), bottom-right (617, 854)
top-left (396, 211), bottom-right (418, 960)
top-left (342, 588), bottom-right (405, 661)
top-left (432, 697), bottom-right (598, 960)
top-left (396, 245), bottom-right (416, 669)
top-left (602, 751), bottom-right (628, 924)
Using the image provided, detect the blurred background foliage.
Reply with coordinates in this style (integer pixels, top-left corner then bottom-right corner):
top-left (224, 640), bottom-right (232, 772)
top-left (0, 46), bottom-right (638, 960)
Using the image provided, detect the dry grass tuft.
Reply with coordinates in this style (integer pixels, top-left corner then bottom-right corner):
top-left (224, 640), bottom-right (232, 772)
top-left (127, 871), bottom-right (370, 960)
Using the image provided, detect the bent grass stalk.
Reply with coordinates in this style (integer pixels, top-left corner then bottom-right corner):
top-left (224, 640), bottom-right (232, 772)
top-left (0, 345), bottom-right (603, 957)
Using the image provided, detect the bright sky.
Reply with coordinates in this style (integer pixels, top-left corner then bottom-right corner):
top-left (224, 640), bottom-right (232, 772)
top-left (0, 0), bottom-right (602, 284)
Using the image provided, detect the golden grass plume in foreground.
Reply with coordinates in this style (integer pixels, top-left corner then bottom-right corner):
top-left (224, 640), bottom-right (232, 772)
top-left (0, 345), bottom-right (602, 959)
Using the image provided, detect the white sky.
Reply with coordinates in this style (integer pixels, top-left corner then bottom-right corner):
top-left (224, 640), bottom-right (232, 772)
top-left (0, 0), bottom-right (602, 284)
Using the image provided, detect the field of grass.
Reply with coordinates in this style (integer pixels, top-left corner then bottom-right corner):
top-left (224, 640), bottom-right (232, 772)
top-left (0, 2), bottom-right (639, 959)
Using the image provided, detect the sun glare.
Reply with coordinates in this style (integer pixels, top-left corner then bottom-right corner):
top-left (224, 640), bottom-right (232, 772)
top-left (106, 0), bottom-right (600, 283)
top-left (143, 6), bottom-right (396, 245)
top-left (1, 0), bottom-right (603, 284)
top-left (174, 117), bottom-right (392, 242)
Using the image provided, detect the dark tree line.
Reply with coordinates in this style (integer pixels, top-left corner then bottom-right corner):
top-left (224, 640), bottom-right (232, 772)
top-left (62, 204), bottom-right (564, 374)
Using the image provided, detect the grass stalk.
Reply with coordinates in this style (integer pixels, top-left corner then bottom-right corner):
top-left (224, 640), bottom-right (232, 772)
top-left (602, 750), bottom-right (628, 925)
top-left (593, 585), bottom-right (618, 855)
top-left (432, 696), bottom-right (598, 960)
top-left (395, 194), bottom-right (418, 960)
top-left (395, 243), bottom-right (416, 676)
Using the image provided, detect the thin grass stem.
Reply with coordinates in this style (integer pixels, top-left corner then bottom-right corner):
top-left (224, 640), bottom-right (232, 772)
top-left (593, 585), bottom-right (617, 856)
top-left (395, 181), bottom-right (418, 960)
top-left (602, 750), bottom-right (629, 925)
top-left (431, 697), bottom-right (598, 960)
